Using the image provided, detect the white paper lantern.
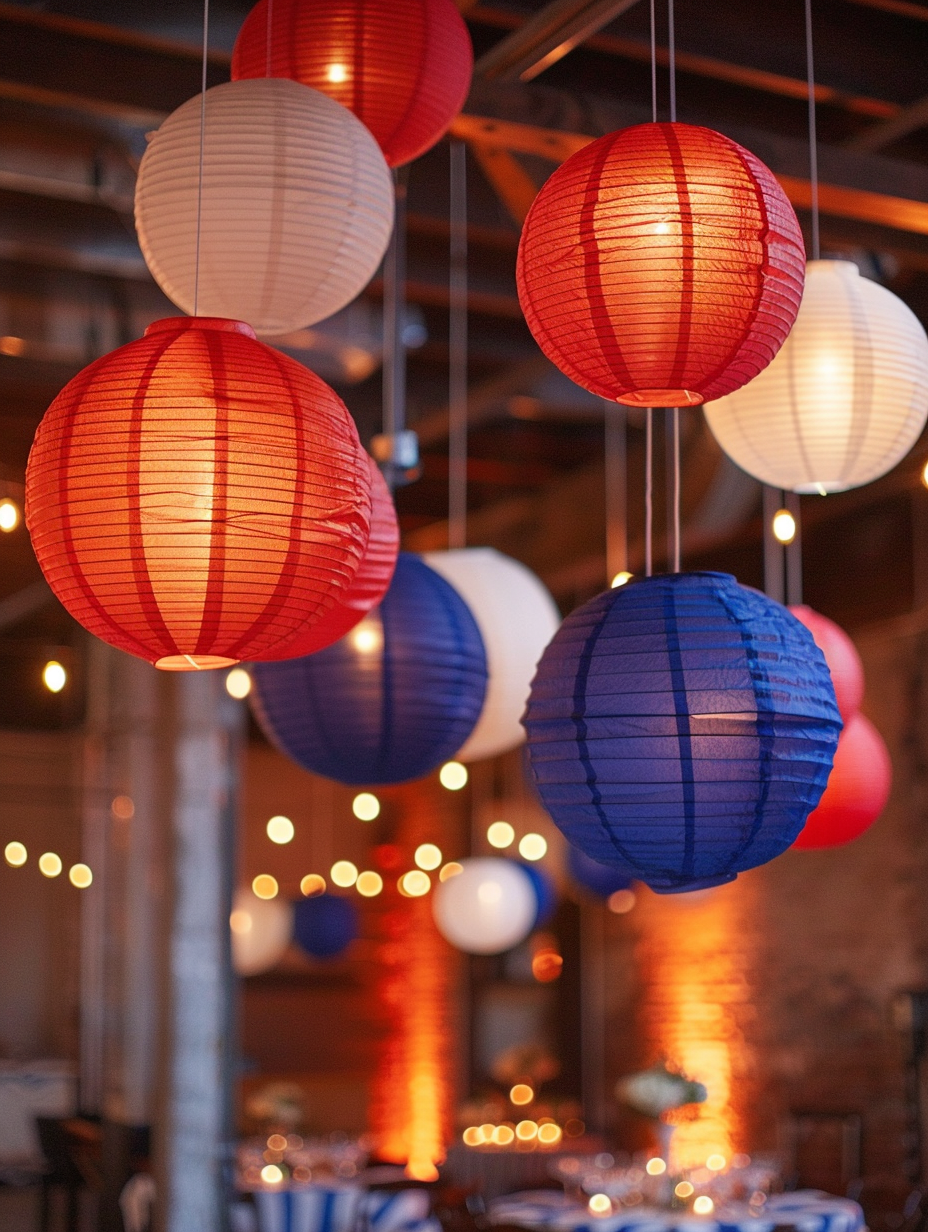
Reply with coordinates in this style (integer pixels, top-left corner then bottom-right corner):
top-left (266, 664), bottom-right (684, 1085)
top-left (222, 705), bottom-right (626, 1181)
top-left (432, 858), bottom-right (537, 954)
top-left (423, 548), bottom-right (560, 761)
top-left (135, 78), bottom-right (394, 336)
top-left (230, 887), bottom-right (293, 976)
top-left (703, 260), bottom-right (928, 494)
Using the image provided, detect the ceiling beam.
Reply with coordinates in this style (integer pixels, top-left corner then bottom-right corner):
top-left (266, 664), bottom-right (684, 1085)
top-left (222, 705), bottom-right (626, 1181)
top-left (844, 93), bottom-right (928, 153)
top-left (475, 0), bottom-right (644, 82)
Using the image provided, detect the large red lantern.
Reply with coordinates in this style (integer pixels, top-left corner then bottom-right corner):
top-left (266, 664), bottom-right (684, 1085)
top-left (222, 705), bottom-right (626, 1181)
top-left (789, 605), bottom-right (864, 722)
top-left (231, 0), bottom-right (473, 168)
top-left (257, 455), bottom-right (399, 660)
top-left (792, 712), bottom-right (892, 850)
top-left (517, 122), bottom-right (806, 407)
top-left (26, 317), bottom-right (372, 670)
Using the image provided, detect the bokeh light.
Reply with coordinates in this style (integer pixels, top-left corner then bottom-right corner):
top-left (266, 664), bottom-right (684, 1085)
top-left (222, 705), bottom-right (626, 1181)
top-left (225, 667), bottom-right (252, 698)
top-left (693, 1197), bottom-right (715, 1215)
top-left (415, 843), bottom-right (442, 870)
top-left (260, 1164), bottom-right (283, 1185)
top-left (252, 874), bottom-right (278, 899)
top-left (646, 1158), bottom-right (666, 1176)
top-left (608, 888), bottom-right (637, 914)
top-left (610, 570), bottom-right (632, 587)
top-left (4, 842), bottom-right (26, 867)
top-left (300, 874), bottom-right (326, 897)
top-left (439, 862), bottom-right (463, 881)
top-left (588, 1195), bottom-right (611, 1215)
top-left (510, 1083), bottom-right (534, 1105)
top-left (439, 761), bottom-right (468, 790)
top-left (352, 792), bottom-right (380, 821)
top-left (69, 863), bottom-right (93, 888)
top-left (0, 499), bottom-right (19, 532)
top-left (111, 795), bottom-right (135, 820)
top-left (43, 661), bottom-right (66, 693)
top-left (39, 852), bottom-right (62, 878)
top-left (356, 871), bottom-right (383, 897)
top-left (487, 821), bottom-right (515, 849)
top-left (331, 860), bottom-right (358, 888)
top-left (399, 870), bottom-right (431, 897)
top-left (518, 832), bottom-right (547, 861)
top-left (266, 815), bottom-right (295, 844)
top-left (772, 508), bottom-right (796, 544)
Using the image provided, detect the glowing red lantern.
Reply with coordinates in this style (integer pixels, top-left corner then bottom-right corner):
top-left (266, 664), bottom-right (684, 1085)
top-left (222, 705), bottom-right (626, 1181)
top-left (517, 122), bottom-right (805, 407)
top-left (792, 712), bottom-right (892, 850)
top-left (257, 455), bottom-right (399, 660)
top-left (789, 605), bottom-right (864, 722)
top-left (231, 0), bottom-right (473, 168)
top-left (26, 317), bottom-right (372, 670)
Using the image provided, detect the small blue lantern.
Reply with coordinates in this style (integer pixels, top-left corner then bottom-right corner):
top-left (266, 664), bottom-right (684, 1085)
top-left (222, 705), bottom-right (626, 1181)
top-left (567, 844), bottom-right (634, 899)
top-left (524, 572), bottom-right (841, 893)
top-left (250, 553), bottom-right (488, 785)
top-left (293, 894), bottom-right (358, 960)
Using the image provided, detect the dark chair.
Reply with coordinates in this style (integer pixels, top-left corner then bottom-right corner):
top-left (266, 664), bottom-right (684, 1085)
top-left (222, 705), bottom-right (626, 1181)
top-left (35, 1117), bottom-right (85, 1232)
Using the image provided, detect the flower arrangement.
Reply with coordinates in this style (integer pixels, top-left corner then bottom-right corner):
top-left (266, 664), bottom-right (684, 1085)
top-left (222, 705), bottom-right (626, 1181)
top-left (615, 1061), bottom-right (707, 1118)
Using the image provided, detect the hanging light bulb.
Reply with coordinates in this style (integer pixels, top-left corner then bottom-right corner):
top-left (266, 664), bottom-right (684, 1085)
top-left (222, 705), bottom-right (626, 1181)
top-left (772, 509), bottom-right (797, 544)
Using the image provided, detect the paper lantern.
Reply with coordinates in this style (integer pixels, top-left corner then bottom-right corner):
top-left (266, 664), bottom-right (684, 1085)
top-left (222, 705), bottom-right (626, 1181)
top-left (523, 572), bottom-right (841, 893)
top-left (704, 261), bottom-right (928, 492)
top-left (249, 553), bottom-right (488, 785)
top-left (259, 457), bottom-right (398, 661)
top-left (422, 548), bottom-right (560, 761)
top-left (293, 893), bottom-right (359, 958)
top-left (517, 122), bottom-right (805, 408)
top-left (432, 858), bottom-right (537, 954)
top-left (135, 78), bottom-right (394, 336)
top-left (26, 317), bottom-right (372, 669)
top-left (232, 0), bottom-right (473, 169)
top-left (792, 712), bottom-right (892, 850)
top-left (789, 605), bottom-right (864, 722)
top-left (519, 862), bottom-right (557, 927)
top-left (567, 844), bottom-right (634, 899)
top-left (231, 887), bottom-right (294, 976)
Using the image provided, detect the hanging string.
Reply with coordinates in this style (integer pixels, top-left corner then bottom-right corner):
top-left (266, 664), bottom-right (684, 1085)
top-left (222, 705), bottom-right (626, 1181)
top-left (644, 408), bottom-right (653, 577)
top-left (671, 407), bottom-right (681, 571)
top-left (265, 0), bottom-right (274, 77)
top-left (382, 169), bottom-right (409, 493)
top-left (193, 0), bottom-right (210, 317)
top-left (804, 0), bottom-right (820, 261)
top-left (667, 0), bottom-right (676, 123)
top-left (649, 0), bottom-right (657, 123)
top-left (448, 139), bottom-right (468, 550)
top-left (604, 403), bottom-right (628, 585)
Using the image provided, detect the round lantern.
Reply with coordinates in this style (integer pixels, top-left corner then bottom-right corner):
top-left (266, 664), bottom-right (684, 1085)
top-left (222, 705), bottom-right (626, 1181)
top-left (567, 844), bottom-right (635, 899)
top-left (232, 0), bottom-right (473, 169)
top-left (516, 122), bottom-right (805, 408)
top-left (523, 572), bottom-right (841, 893)
top-left (249, 553), bottom-right (488, 785)
top-left (422, 548), bottom-right (560, 761)
top-left (26, 317), bottom-right (372, 669)
top-left (231, 887), bottom-right (294, 976)
top-left (792, 712), bottom-right (892, 850)
top-left (704, 261), bottom-right (928, 492)
top-left (432, 858), bottom-right (537, 954)
top-left (135, 78), bottom-right (394, 336)
top-left (519, 862), bottom-right (557, 928)
top-left (789, 605), bottom-right (864, 722)
top-left (259, 457), bottom-right (398, 660)
top-left (293, 893), bottom-right (359, 959)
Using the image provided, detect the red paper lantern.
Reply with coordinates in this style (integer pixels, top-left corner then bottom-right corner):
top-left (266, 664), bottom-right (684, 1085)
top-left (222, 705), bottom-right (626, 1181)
top-left (231, 0), bottom-right (473, 168)
top-left (792, 712), bottom-right (892, 850)
top-left (789, 605), bottom-right (865, 722)
top-left (517, 122), bottom-right (805, 407)
top-left (26, 317), bottom-right (372, 670)
top-left (257, 454), bottom-right (399, 660)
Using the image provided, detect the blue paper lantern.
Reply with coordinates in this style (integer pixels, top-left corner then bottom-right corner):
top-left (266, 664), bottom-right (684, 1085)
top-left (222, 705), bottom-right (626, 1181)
top-left (524, 572), bottom-right (841, 893)
top-left (519, 862), bottom-right (557, 927)
top-left (293, 893), bottom-right (358, 959)
top-left (250, 553), bottom-right (488, 785)
top-left (567, 844), bottom-right (634, 899)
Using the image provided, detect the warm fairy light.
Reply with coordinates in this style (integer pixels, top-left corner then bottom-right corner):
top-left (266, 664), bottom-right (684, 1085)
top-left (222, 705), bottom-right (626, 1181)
top-left (693, 1198), bottom-right (715, 1215)
top-left (462, 1127), bottom-right (483, 1146)
top-left (399, 870), bottom-right (431, 897)
top-left (611, 570), bottom-right (632, 587)
top-left (609, 888), bottom-right (637, 914)
top-left (353, 792), bottom-right (381, 821)
top-left (439, 862), bottom-right (463, 881)
top-left (267, 1134), bottom-right (288, 1150)
top-left (439, 761), bottom-right (468, 790)
top-left (252, 874), bottom-right (278, 899)
top-left (510, 1084), bottom-right (534, 1106)
top-left (260, 1164), bottom-right (284, 1185)
top-left (675, 1182), bottom-right (695, 1198)
top-left (518, 832), bottom-right (547, 861)
top-left (487, 821), bottom-right (515, 849)
top-left (356, 871), bottom-right (384, 897)
top-left (531, 948), bottom-right (563, 982)
top-left (415, 843), bottom-right (442, 871)
top-left (922, 459), bottom-right (928, 490)
top-left (4, 842), bottom-right (26, 867)
top-left (492, 1125), bottom-right (515, 1146)
top-left (326, 62), bottom-right (348, 83)
top-left (300, 873), bottom-right (326, 897)
top-left (0, 499), bottom-right (19, 531)
top-left (772, 508), bottom-right (796, 545)
top-left (588, 1195), bottom-right (612, 1215)
top-left (42, 661), bottom-right (66, 693)
top-left (706, 1153), bottom-right (727, 1171)
top-left (646, 1158), bottom-right (667, 1176)
top-left (39, 852), bottom-right (62, 878)
top-left (537, 1123), bottom-right (562, 1145)
top-left (331, 860), bottom-right (359, 888)
top-left (350, 620), bottom-right (383, 655)
top-left (111, 795), bottom-right (134, 820)
top-left (230, 909), bottom-right (252, 934)
top-left (515, 1120), bottom-right (538, 1141)
top-left (225, 667), bottom-right (252, 698)
top-left (266, 815), bottom-right (294, 844)
top-left (69, 863), bottom-right (93, 888)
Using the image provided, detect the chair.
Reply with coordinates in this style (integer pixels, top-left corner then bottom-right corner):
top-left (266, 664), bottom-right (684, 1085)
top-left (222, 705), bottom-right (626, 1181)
top-left (35, 1117), bottom-right (85, 1232)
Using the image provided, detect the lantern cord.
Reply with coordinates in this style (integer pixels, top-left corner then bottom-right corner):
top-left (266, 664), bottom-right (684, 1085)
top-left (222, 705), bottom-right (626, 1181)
top-left (265, 0), bottom-right (273, 77)
top-left (672, 406), bottom-right (681, 572)
top-left (649, 0), bottom-right (657, 123)
top-left (193, 0), bottom-right (210, 318)
top-left (448, 139), bottom-right (468, 550)
top-left (667, 0), bottom-right (676, 123)
top-left (604, 402), bottom-right (628, 585)
top-left (645, 408), bottom-right (653, 577)
top-left (805, 0), bottom-right (820, 260)
top-left (382, 168), bottom-right (409, 493)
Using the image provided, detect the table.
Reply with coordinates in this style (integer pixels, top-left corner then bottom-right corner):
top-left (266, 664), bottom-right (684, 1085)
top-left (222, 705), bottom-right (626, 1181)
top-left (236, 1182), bottom-right (442, 1232)
top-left (0, 1060), bottom-right (76, 1175)
top-left (487, 1190), bottom-right (866, 1232)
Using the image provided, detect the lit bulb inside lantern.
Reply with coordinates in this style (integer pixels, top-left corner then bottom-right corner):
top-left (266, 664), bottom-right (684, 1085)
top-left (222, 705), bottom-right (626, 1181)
top-left (225, 667), bottom-right (252, 698)
top-left (326, 63), bottom-right (348, 83)
top-left (477, 879), bottom-right (502, 906)
top-left (352, 792), bottom-right (380, 821)
top-left (487, 821), bottom-right (515, 849)
top-left (772, 509), bottom-right (796, 544)
top-left (439, 761), bottom-right (468, 790)
top-left (611, 570), bottom-right (632, 588)
top-left (0, 499), bottom-right (19, 531)
top-left (43, 661), bottom-right (66, 693)
top-left (350, 619), bottom-right (382, 655)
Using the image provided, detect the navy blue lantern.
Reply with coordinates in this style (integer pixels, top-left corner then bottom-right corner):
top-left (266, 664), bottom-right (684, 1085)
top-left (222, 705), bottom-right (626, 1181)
top-left (250, 553), bottom-right (488, 785)
top-left (519, 862), bottom-right (557, 927)
top-left (567, 844), bottom-right (634, 899)
top-left (293, 894), bottom-right (358, 960)
top-left (524, 573), bottom-right (841, 893)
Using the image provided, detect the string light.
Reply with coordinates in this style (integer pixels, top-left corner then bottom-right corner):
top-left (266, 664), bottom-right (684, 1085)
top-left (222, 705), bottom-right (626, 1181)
top-left (922, 459), bottom-right (928, 489)
top-left (611, 570), bottom-right (632, 588)
top-left (439, 862), bottom-right (463, 881)
top-left (260, 1165), bottom-right (284, 1185)
top-left (491, 1125), bottom-right (515, 1146)
top-left (772, 508), bottom-right (797, 544)
top-left (399, 870), bottom-right (431, 897)
top-left (538, 1123), bottom-right (562, 1145)
top-left (675, 1182), bottom-right (695, 1198)
top-left (39, 852), bottom-right (62, 878)
top-left (356, 870), bottom-right (383, 897)
top-left (252, 874), bottom-right (279, 899)
top-left (111, 796), bottom-right (134, 820)
top-left (331, 860), bottom-right (358, 888)
top-left (608, 888), bottom-right (637, 914)
top-left (462, 1127), bottom-right (483, 1146)
top-left (4, 842), bottom-right (26, 867)
top-left (352, 792), bottom-right (381, 821)
top-left (0, 499), bottom-right (19, 531)
top-left (646, 1158), bottom-right (667, 1176)
top-left (225, 667), bottom-right (252, 699)
top-left (69, 863), bottom-right (93, 888)
top-left (266, 815), bottom-right (295, 844)
top-left (487, 821), bottom-right (514, 849)
top-left (518, 833), bottom-right (547, 861)
top-left (300, 873), bottom-right (326, 897)
top-left (588, 1195), bottom-right (611, 1215)
top-left (693, 1197), bottom-right (715, 1215)
top-left (510, 1084), bottom-right (534, 1105)
top-left (515, 1120), bottom-right (538, 1141)
top-left (706, 1153), bottom-right (727, 1171)
top-left (42, 661), bottom-right (66, 693)
top-left (439, 761), bottom-right (468, 790)
top-left (415, 844), bottom-right (442, 871)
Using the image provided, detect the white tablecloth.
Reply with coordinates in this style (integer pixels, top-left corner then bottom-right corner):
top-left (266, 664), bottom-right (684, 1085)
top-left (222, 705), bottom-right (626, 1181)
top-left (0, 1060), bottom-right (76, 1169)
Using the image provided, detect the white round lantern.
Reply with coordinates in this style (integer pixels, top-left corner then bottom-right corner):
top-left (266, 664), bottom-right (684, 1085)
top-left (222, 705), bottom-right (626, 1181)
top-left (423, 548), bottom-right (560, 761)
top-left (432, 858), bottom-right (537, 954)
top-left (135, 78), bottom-right (394, 336)
top-left (230, 887), bottom-right (293, 976)
top-left (704, 260), bottom-right (928, 493)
